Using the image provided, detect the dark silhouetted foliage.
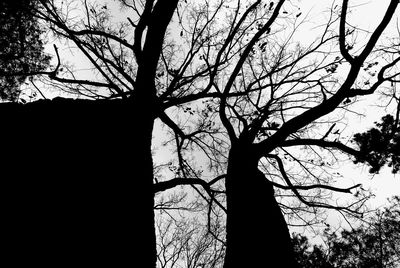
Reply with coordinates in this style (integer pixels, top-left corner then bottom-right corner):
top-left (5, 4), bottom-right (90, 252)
top-left (353, 115), bottom-right (400, 173)
top-left (0, 0), bottom-right (50, 101)
top-left (294, 196), bottom-right (400, 268)
top-left (293, 234), bottom-right (333, 268)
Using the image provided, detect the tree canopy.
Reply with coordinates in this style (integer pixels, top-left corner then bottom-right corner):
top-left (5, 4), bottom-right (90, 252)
top-left (353, 114), bottom-right (400, 173)
top-left (0, 0), bottom-right (50, 101)
top-left (293, 196), bottom-right (400, 268)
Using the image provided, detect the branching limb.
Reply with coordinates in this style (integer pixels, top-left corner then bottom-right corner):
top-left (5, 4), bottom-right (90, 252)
top-left (321, 123), bottom-right (336, 140)
top-left (281, 138), bottom-right (362, 159)
top-left (153, 174), bottom-right (227, 215)
top-left (219, 0), bottom-right (286, 142)
top-left (65, 29), bottom-right (134, 50)
top-left (348, 56), bottom-right (400, 97)
top-left (265, 154), bottom-right (363, 213)
top-left (339, 0), bottom-right (354, 63)
top-left (269, 180), bottom-right (361, 194)
top-left (357, 0), bottom-right (399, 62)
top-left (133, 0), bottom-right (154, 60)
top-left (153, 175), bottom-right (226, 193)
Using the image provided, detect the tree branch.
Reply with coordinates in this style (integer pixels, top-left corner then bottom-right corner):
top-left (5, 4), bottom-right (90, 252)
top-left (219, 0), bottom-right (286, 142)
top-left (269, 180), bottom-right (361, 194)
top-left (154, 178), bottom-right (209, 193)
top-left (154, 175), bottom-right (226, 193)
top-left (357, 0), bottom-right (399, 62)
top-left (347, 56), bottom-right (400, 97)
top-left (133, 0), bottom-right (154, 60)
top-left (265, 154), bottom-right (363, 213)
top-left (339, 0), bottom-right (354, 63)
top-left (154, 175), bottom-right (227, 214)
top-left (66, 29), bottom-right (135, 50)
top-left (281, 138), bottom-right (362, 158)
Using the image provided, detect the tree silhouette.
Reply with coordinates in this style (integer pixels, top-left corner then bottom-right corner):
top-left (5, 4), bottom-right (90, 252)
top-left (0, 0), bottom-right (50, 101)
top-left (293, 196), bottom-right (400, 268)
top-left (161, 0), bottom-right (399, 267)
top-left (2, 0), bottom-right (250, 266)
top-left (353, 114), bottom-right (400, 173)
top-left (155, 213), bottom-right (225, 268)
top-left (1, 1), bottom-right (399, 267)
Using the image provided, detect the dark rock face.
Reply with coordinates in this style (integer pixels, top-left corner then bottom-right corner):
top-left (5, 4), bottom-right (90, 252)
top-left (1, 98), bottom-right (154, 266)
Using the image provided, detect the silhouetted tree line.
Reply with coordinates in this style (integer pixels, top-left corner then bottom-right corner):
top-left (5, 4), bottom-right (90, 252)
top-left (293, 196), bottom-right (400, 268)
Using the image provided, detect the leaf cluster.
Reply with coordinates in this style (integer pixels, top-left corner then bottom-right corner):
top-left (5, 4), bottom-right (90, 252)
top-left (293, 196), bottom-right (400, 268)
top-left (353, 115), bottom-right (400, 173)
top-left (0, 0), bottom-right (50, 101)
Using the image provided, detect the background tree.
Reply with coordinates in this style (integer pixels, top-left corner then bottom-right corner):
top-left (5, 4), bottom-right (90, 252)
top-left (292, 234), bottom-right (333, 268)
top-left (293, 196), bottom-right (400, 268)
top-left (0, 0), bottom-right (50, 101)
top-left (155, 210), bottom-right (225, 268)
top-left (353, 113), bottom-right (400, 174)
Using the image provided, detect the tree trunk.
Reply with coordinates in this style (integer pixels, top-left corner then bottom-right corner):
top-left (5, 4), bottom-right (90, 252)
top-left (223, 143), bottom-right (298, 268)
top-left (1, 98), bottom-right (156, 267)
top-left (130, 97), bottom-right (157, 268)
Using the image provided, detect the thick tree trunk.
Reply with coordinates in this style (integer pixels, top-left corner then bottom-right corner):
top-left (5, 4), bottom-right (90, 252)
top-left (223, 144), bottom-right (298, 268)
top-left (131, 97), bottom-right (157, 268)
top-left (1, 98), bottom-right (156, 267)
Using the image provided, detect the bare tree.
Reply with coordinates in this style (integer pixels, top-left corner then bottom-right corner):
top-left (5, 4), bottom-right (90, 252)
top-left (157, 0), bottom-right (399, 267)
top-left (155, 208), bottom-right (225, 268)
top-left (20, 1), bottom-right (249, 266)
